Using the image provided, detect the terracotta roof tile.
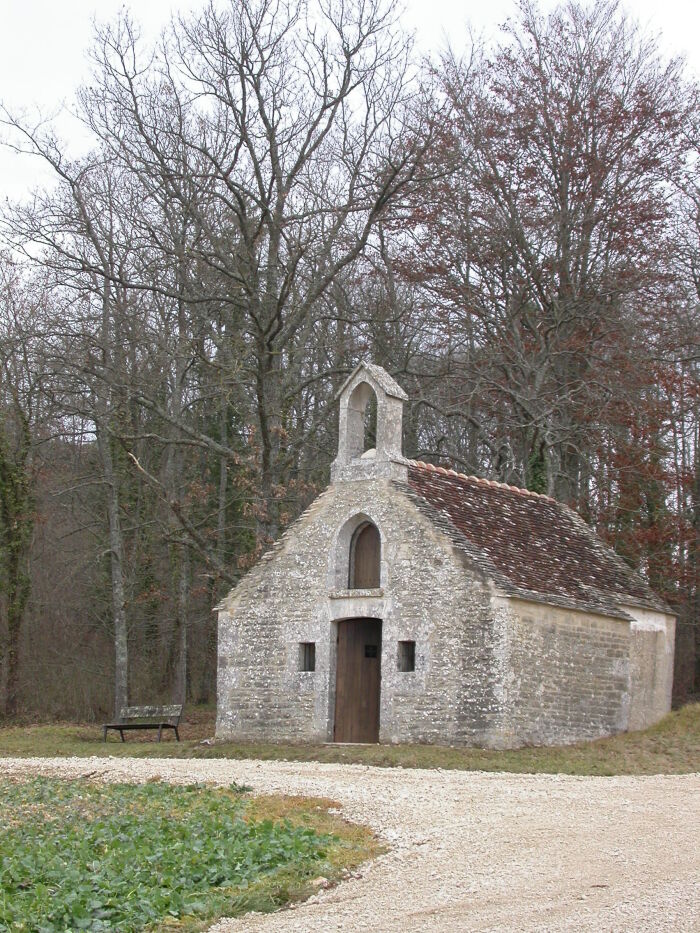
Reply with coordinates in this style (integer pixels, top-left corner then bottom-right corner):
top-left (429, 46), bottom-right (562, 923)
top-left (405, 461), bottom-right (666, 615)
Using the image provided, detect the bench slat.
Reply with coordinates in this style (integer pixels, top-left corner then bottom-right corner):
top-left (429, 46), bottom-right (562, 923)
top-left (104, 720), bottom-right (179, 727)
top-left (119, 705), bottom-right (183, 720)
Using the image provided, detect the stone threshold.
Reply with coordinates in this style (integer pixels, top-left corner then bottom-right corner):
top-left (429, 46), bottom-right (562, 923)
top-left (323, 742), bottom-right (381, 747)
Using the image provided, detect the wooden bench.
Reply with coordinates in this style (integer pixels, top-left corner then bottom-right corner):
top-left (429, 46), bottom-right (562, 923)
top-left (103, 705), bottom-right (183, 743)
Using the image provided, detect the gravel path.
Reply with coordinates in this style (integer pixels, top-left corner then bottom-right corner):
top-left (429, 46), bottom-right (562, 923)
top-left (1, 756), bottom-right (698, 932)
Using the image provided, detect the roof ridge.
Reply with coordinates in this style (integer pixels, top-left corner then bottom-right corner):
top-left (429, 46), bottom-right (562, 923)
top-left (335, 360), bottom-right (408, 401)
top-left (407, 459), bottom-right (556, 503)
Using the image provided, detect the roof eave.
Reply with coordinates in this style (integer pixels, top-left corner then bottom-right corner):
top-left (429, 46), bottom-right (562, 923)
top-left (496, 587), bottom-right (636, 622)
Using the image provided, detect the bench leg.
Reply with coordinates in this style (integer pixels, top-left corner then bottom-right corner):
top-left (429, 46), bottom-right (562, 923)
top-left (103, 726), bottom-right (108, 742)
top-left (119, 729), bottom-right (125, 743)
top-left (174, 727), bottom-right (180, 742)
top-left (157, 725), bottom-right (163, 743)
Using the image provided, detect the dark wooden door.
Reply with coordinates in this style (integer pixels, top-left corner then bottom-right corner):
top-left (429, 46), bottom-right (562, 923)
top-left (334, 618), bottom-right (382, 743)
top-left (351, 523), bottom-right (380, 588)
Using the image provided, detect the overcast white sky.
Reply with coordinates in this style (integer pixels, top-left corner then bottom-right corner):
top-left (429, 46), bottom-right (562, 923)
top-left (1, 0), bottom-right (698, 202)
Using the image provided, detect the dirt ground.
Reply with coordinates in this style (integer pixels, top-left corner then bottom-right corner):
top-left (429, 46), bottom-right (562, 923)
top-left (0, 756), bottom-right (698, 932)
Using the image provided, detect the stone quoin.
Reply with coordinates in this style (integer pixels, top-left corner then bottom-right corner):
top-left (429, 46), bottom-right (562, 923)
top-left (215, 362), bottom-right (675, 748)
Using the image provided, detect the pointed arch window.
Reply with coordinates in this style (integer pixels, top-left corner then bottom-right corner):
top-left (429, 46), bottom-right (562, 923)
top-left (349, 521), bottom-right (381, 589)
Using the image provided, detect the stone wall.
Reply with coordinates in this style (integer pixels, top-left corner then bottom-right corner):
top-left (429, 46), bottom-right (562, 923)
top-left (501, 598), bottom-right (632, 746)
top-left (216, 478), bottom-right (505, 745)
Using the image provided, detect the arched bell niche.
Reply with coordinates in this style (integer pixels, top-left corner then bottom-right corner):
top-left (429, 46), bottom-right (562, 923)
top-left (330, 361), bottom-right (408, 483)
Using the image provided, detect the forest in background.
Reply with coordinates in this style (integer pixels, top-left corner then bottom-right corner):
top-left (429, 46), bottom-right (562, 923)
top-left (0, 0), bottom-right (698, 720)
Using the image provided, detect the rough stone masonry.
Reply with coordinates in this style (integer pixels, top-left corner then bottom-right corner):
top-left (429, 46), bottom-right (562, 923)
top-left (216, 362), bottom-right (675, 748)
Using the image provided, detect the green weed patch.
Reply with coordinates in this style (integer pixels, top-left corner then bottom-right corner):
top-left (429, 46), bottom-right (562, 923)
top-left (0, 778), bottom-right (357, 931)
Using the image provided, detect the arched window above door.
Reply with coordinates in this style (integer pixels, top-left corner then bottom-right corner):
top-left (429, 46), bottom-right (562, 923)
top-left (349, 521), bottom-right (381, 589)
top-left (331, 512), bottom-right (383, 591)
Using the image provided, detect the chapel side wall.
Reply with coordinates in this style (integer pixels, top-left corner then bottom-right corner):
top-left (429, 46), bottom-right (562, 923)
top-left (502, 598), bottom-right (632, 746)
top-left (374, 494), bottom-right (502, 747)
top-left (216, 479), bottom-right (504, 746)
top-left (625, 606), bottom-right (675, 731)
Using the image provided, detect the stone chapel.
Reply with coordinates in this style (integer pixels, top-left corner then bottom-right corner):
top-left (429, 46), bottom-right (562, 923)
top-left (215, 362), bottom-right (675, 748)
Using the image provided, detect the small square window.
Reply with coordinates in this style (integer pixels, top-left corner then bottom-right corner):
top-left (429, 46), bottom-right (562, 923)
top-left (398, 640), bottom-right (415, 672)
top-left (364, 644), bottom-right (378, 659)
top-left (299, 642), bottom-right (316, 672)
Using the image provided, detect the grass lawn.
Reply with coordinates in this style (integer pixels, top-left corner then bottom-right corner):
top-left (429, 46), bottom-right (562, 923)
top-left (0, 777), bottom-right (378, 932)
top-left (0, 703), bottom-right (700, 775)
top-left (0, 703), bottom-right (698, 775)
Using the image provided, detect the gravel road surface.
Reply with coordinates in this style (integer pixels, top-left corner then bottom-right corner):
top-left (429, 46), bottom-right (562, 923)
top-left (0, 756), bottom-right (698, 932)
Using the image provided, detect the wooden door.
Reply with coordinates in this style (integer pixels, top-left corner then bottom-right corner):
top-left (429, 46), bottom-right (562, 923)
top-left (334, 618), bottom-right (382, 742)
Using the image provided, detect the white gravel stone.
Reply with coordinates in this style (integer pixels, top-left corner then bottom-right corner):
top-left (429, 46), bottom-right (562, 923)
top-left (0, 757), bottom-right (698, 932)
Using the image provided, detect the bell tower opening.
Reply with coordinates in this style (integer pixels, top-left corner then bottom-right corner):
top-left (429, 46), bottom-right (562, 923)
top-left (363, 390), bottom-right (377, 455)
top-left (344, 380), bottom-right (378, 461)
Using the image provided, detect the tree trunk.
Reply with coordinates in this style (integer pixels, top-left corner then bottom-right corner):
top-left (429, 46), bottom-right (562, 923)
top-left (255, 344), bottom-right (284, 542)
top-left (1, 540), bottom-right (31, 716)
top-left (96, 421), bottom-right (128, 717)
top-left (0, 412), bottom-right (33, 717)
top-left (692, 434), bottom-right (700, 692)
top-left (173, 541), bottom-right (189, 704)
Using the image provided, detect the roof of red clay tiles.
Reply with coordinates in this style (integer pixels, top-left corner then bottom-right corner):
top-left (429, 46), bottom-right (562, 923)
top-left (405, 461), bottom-right (667, 616)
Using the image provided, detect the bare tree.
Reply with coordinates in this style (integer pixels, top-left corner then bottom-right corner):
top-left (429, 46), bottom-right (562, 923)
top-left (77, 0), bottom-right (434, 539)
